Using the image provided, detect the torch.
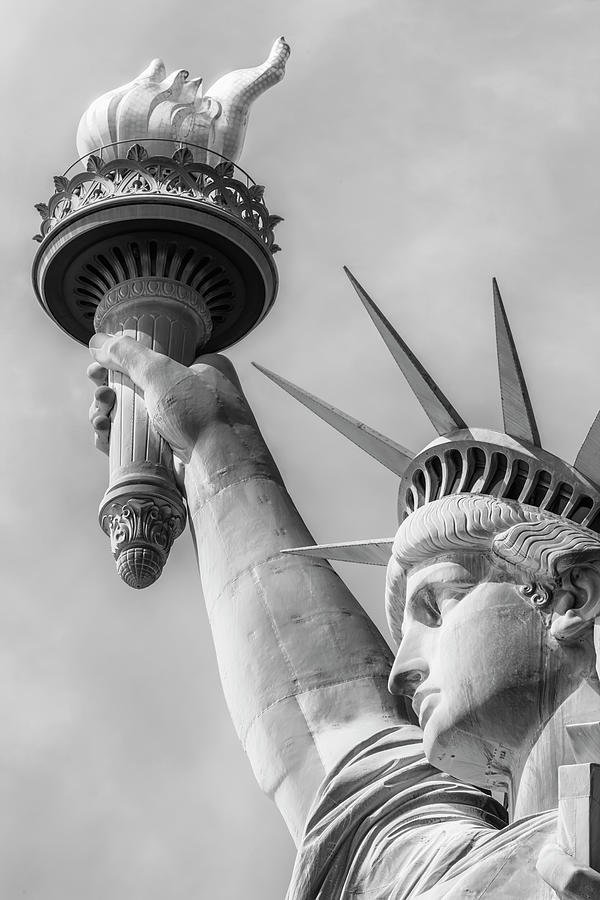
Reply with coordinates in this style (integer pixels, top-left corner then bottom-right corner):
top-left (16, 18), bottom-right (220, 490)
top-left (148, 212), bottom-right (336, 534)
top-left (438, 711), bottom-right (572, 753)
top-left (32, 40), bottom-right (288, 589)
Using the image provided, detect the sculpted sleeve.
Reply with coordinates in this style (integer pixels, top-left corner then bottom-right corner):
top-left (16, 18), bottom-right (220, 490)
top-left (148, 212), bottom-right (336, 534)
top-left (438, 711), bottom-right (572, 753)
top-left (180, 362), bottom-right (409, 841)
top-left (287, 728), bottom-right (557, 900)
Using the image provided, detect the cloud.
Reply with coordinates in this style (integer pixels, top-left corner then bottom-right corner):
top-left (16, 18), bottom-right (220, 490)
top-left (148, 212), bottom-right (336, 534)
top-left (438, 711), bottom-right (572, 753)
top-left (4, 0), bottom-right (600, 896)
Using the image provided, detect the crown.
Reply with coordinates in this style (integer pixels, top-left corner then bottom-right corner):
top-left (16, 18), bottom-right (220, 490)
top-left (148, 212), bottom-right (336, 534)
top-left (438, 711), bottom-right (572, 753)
top-left (254, 271), bottom-right (600, 565)
top-left (399, 425), bottom-right (600, 531)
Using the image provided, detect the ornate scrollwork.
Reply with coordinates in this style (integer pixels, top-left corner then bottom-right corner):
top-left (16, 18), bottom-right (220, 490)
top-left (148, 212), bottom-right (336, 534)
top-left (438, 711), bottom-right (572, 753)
top-left (518, 582), bottom-right (554, 609)
top-left (101, 497), bottom-right (186, 589)
top-left (93, 277), bottom-right (213, 336)
top-left (33, 144), bottom-right (282, 252)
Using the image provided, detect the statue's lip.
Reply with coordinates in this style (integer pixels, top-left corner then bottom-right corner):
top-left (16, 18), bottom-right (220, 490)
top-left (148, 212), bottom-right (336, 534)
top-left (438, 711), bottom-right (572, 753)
top-left (412, 688), bottom-right (440, 723)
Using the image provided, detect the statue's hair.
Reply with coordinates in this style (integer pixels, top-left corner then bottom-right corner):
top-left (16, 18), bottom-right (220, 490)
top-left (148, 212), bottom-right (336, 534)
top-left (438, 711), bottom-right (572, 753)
top-left (385, 493), bottom-right (600, 646)
top-left (391, 494), bottom-right (541, 566)
top-left (492, 518), bottom-right (600, 579)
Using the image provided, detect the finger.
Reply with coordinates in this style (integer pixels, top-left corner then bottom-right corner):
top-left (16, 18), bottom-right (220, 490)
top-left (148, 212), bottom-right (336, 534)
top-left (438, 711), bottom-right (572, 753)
top-left (94, 385), bottom-right (115, 418)
top-left (87, 360), bottom-right (108, 387)
top-left (92, 415), bottom-right (111, 455)
top-left (89, 386), bottom-right (115, 426)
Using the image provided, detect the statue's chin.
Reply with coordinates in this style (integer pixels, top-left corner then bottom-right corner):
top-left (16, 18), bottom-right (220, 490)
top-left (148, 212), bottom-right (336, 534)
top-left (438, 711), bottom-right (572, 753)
top-left (423, 718), bottom-right (512, 791)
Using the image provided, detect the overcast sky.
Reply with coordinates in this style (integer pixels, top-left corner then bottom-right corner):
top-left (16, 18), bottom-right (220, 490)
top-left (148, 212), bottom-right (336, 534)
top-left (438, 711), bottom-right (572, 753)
top-left (3, 1), bottom-right (600, 897)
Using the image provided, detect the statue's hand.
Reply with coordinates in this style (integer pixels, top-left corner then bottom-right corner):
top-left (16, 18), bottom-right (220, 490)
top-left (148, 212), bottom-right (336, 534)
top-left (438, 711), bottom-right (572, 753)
top-left (88, 332), bottom-right (240, 465)
top-left (537, 843), bottom-right (600, 898)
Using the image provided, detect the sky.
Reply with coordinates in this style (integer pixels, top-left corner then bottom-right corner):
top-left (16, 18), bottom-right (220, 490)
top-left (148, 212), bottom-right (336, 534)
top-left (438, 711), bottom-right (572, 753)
top-left (3, 1), bottom-right (600, 897)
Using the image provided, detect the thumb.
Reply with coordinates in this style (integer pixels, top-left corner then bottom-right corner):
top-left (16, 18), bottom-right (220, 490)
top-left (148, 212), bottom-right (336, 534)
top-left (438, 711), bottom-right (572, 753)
top-left (537, 842), bottom-right (600, 898)
top-left (89, 332), bottom-right (156, 383)
top-left (89, 333), bottom-right (187, 395)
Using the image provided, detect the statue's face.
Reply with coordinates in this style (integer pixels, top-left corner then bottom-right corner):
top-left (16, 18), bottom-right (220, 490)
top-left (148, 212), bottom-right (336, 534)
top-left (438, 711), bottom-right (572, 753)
top-left (387, 550), bottom-right (561, 787)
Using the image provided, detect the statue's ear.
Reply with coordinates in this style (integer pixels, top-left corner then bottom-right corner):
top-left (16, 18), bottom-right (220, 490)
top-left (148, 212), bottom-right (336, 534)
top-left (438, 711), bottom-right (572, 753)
top-left (551, 561), bottom-right (600, 643)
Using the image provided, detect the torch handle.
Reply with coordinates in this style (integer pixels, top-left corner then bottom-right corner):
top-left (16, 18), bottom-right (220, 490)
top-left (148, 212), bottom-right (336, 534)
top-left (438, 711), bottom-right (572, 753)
top-left (106, 313), bottom-right (187, 489)
top-left (95, 280), bottom-right (211, 589)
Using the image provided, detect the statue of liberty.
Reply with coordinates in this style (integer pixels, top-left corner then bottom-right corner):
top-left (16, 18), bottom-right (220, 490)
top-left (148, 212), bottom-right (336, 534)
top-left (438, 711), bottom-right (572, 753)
top-left (35, 35), bottom-right (600, 900)
top-left (87, 269), bottom-right (600, 898)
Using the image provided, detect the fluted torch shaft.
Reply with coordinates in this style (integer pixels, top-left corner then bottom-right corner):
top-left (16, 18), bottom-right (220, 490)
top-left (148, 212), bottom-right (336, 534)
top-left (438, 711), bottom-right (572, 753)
top-left (95, 277), bottom-right (212, 588)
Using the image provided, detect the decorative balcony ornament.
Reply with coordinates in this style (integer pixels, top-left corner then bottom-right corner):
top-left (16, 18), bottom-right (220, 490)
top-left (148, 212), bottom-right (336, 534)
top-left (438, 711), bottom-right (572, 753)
top-left (33, 144), bottom-right (281, 252)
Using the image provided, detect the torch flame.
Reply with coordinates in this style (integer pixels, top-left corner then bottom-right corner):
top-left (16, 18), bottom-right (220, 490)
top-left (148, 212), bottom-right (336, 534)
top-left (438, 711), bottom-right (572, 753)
top-left (76, 37), bottom-right (290, 164)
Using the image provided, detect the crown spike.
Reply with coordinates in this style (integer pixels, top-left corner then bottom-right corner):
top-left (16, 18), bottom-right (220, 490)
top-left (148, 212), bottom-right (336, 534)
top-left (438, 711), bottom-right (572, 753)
top-left (343, 267), bottom-right (467, 435)
top-left (282, 538), bottom-right (393, 566)
top-left (252, 363), bottom-right (414, 477)
top-left (493, 278), bottom-right (541, 447)
top-left (574, 410), bottom-right (600, 487)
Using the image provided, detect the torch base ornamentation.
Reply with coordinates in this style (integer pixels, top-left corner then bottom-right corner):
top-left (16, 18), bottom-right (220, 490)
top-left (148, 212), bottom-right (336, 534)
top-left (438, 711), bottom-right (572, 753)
top-left (100, 491), bottom-right (186, 590)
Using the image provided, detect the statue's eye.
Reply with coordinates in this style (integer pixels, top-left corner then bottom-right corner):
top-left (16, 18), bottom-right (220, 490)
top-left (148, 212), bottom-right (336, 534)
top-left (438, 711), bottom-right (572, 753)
top-left (410, 586), bottom-right (442, 625)
top-left (411, 582), bottom-right (472, 626)
top-left (435, 584), bottom-right (472, 617)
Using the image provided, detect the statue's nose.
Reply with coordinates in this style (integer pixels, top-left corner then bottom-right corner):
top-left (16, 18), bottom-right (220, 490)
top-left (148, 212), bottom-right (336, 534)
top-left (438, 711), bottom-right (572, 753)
top-left (388, 628), bottom-right (430, 697)
top-left (388, 657), bottom-right (429, 697)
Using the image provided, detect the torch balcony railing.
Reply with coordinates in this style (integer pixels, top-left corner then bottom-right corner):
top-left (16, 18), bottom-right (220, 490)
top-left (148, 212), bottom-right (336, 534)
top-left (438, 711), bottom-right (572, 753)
top-left (33, 139), bottom-right (282, 253)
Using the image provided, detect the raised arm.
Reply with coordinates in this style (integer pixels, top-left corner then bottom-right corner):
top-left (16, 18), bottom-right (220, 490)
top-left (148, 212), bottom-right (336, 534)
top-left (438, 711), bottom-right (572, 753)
top-left (89, 335), bottom-right (409, 842)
